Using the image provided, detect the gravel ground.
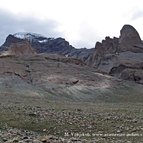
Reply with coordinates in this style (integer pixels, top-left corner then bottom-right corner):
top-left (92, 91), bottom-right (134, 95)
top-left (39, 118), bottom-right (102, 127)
top-left (0, 97), bottom-right (143, 143)
top-left (0, 127), bottom-right (143, 143)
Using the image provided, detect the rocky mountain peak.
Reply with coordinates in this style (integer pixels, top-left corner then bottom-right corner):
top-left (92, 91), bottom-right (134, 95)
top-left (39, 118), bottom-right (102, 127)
top-left (86, 24), bottom-right (143, 84)
top-left (120, 25), bottom-right (141, 41)
top-left (0, 33), bottom-right (94, 61)
top-left (119, 24), bottom-right (142, 52)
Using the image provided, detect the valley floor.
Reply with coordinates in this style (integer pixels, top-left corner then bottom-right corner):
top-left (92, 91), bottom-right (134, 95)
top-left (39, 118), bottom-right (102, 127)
top-left (0, 94), bottom-right (143, 143)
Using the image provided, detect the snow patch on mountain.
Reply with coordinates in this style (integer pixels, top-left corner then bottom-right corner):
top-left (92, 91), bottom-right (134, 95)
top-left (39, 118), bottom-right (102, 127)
top-left (13, 32), bottom-right (47, 41)
top-left (38, 39), bottom-right (48, 43)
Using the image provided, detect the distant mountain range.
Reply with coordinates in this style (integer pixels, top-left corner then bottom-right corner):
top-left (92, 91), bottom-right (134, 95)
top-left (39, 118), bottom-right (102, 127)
top-left (0, 32), bottom-right (94, 61)
top-left (0, 24), bottom-right (143, 84)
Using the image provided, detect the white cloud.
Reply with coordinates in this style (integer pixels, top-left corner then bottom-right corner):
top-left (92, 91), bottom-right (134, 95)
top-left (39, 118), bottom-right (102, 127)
top-left (0, 10), bottom-right (63, 46)
top-left (0, 0), bottom-right (143, 48)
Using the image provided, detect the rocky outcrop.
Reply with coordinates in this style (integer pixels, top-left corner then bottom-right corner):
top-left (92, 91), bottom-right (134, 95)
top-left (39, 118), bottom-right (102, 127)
top-left (118, 24), bottom-right (143, 52)
top-left (87, 24), bottom-right (143, 84)
top-left (1, 40), bottom-right (36, 56)
top-left (86, 36), bottom-right (119, 67)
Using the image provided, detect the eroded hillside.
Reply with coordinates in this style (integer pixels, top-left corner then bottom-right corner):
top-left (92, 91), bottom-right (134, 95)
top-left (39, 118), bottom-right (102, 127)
top-left (0, 53), bottom-right (143, 102)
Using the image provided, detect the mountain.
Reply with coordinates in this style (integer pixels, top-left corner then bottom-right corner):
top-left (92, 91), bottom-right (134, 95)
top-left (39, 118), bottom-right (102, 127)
top-left (86, 24), bottom-right (143, 84)
top-left (1, 24), bottom-right (143, 85)
top-left (0, 32), bottom-right (94, 61)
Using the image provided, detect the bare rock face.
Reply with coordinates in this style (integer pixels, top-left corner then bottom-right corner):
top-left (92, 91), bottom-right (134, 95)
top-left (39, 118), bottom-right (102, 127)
top-left (87, 24), bottom-right (143, 84)
top-left (118, 24), bottom-right (143, 52)
top-left (86, 36), bottom-right (119, 67)
top-left (120, 68), bottom-right (143, 84)
top-left (1, 40), bottom-right (36, 56)
top-left (9, 40), bottom-right (36, 56)
top-left (95, 36), bottom-right (119, 55)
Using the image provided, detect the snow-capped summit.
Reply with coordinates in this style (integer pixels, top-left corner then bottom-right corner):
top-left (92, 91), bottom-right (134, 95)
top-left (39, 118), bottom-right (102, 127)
top-left (14, 32), bottom-right (45, 39)
top-left (0, 32), bottom-right (93, 60)
top-left (13, 32), bottom-right (50, 43)
top-left (13, 32), bottom-right (46, 42)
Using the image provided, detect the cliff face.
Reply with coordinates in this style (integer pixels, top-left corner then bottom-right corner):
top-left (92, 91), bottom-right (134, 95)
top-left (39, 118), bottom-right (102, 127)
top-left (85, 36), bottom-right (119, 67)
top-left (8, 40), bottom-right (36, 56)
top-left (86, 25), bottom-right (143, 84)
top-left (1, 40), bottom-right (36, 56)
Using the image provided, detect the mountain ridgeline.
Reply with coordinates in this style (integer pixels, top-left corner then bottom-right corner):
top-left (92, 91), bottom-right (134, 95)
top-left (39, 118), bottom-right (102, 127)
top-left (0, 33), bottom-right (94, 61)
top-left (0, 24), bottom-right (143, 84)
